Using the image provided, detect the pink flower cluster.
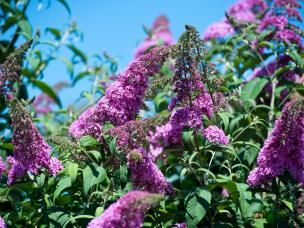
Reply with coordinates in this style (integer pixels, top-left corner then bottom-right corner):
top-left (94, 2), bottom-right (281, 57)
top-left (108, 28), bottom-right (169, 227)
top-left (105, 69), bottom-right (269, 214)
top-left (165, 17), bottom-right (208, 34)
top-left (149, 107), bottom-right (204, 158)
top-left (134, 15), bottom-right (174, 58)
top-left (0, 158), bottom-right (6, 175)
top-left (69, 48), bottom-right (168, 140)
top-left (203, 20), bottom-right (234, 41)
top-left (247, 99), bottom-right (304, 186)
top-left (258, 0), bottom-right (303, 46)
top-left (7, 99), bottom-right (63, 185)
top-left (0, 217), bottom-right (5, 228)
top-left (273, 0), bottom-right (303, 21)
top-left (203, 0), bottom-right (267, 40)
top-left (87, 191), bottom-right (162, 228)
top-left (203, 125), bottom-right (229, 145)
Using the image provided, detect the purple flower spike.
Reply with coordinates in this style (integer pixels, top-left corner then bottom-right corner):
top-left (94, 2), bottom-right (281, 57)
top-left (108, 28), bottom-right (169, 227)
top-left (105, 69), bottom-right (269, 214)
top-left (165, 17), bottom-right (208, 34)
top-left (247, 99), bottom-right (304, 186)
top-left (87, 191), bottom-right (163, 228)
top-left (69, 48), bottom-right (169, 140)
top-left (7, 99), bottom-right (63, 185)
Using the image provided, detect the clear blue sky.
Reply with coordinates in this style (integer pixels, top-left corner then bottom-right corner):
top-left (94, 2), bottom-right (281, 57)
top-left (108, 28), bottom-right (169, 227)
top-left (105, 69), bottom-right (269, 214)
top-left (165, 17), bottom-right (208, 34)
top-left (27, 0), bottom-right (236, 107)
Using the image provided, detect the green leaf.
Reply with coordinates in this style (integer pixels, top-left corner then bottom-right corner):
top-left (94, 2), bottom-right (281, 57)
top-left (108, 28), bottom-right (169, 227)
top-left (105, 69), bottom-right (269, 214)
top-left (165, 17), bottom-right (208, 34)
top-left (18, 20), bottom-right (33, 39)
top-left (45, 27), bottom-right (61, 40)
top-left (53, 177), bottom-right (72, 201)
top-left (119, 164), bottom-right (128, 186)
top-left (109, 137), bottom-right (117, 154)
top-left (0, 142), bottom-right (13, 150)
top-left (79, 135), bottom-right (99, 147)
top-left (36, 174), bottom-right (45, 188)
top-left (82, 164), bottom-right (107, 195)
top-left (282, 200), bottom-right (293, 212)
top-left (208, 179), bottom-right (239, 202)
top-left (49, 211), bottom-right (71, 226)
top-left (68, 163), bottom-right (78, 183)
top-left (32, 80), bottom-right (62, 107)
top-left (185, 188), bottom-right (211, 228)
top-left (56, 0), bottom-right (71, 16)
top-left (95, 207), bottom-right (104, 217)
top-left (241, 78), bottom-right (268, 101)
top-left (72, 71), bottom-right (91, 86)
top-left (236, 183), bottom-right (252, 218)
top-left (217, 112), bottom-right (230, 132)
top-left (59, 57), bottom-right (74, 78)
top-left (67, 44), bottom-right (88, 63)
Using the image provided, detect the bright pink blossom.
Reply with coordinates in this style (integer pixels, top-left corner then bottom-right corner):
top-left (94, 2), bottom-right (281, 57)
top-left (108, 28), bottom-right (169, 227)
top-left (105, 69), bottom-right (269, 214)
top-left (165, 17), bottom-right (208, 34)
top-left (203, 125), bottom-right (229, 145)
top-left (134, 15), bottom-right (174, 58)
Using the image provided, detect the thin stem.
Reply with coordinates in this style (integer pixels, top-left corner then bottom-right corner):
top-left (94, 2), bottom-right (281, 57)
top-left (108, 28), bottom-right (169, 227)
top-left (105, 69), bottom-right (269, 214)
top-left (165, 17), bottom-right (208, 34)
top-left (207, 151), bottom-right (216, 179)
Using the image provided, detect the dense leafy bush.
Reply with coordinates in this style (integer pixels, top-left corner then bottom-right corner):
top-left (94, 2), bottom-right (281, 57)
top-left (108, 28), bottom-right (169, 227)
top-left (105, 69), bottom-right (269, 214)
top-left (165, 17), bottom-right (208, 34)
top-left (0, 0), bottom-right (304, 227)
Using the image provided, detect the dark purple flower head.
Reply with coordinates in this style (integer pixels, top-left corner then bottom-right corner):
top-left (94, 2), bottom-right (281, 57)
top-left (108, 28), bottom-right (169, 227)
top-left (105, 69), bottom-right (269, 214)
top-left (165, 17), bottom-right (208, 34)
top-left (134, 15), bottom-right (174, 58)
top-left (203, 125), bottom-right (229, 145)
top-left (127, 148), bottom-right (173, 195)
top-left (8, 99), bottom-right (63, 185)
top-left (87, 191), bottom-right (163, 228)
top-left (258, 15), bottom-right (288, 31)
top-left (0, 40), bottom-right (32, 96)
top-left (69, 48), bottom-right (169, 140)
top-left (247, 99), bottom-right (304, 186)
top-left (276, 29), bottom-right (302, 45)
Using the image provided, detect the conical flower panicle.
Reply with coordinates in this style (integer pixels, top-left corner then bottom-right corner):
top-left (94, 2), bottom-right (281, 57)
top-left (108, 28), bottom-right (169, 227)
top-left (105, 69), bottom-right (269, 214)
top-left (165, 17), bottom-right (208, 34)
top-left (150, 26), bottom-right (219, 158)
top-left (0, 40), bottom-right (32, 95)
top-left (247, 98), bottom-right (304, 186)
top-left (87, 191), bottom-right (163, 228)
top-left (69, 47), bottom-right (169, 140)
top-left (7, 98), bottom-right (62, 185)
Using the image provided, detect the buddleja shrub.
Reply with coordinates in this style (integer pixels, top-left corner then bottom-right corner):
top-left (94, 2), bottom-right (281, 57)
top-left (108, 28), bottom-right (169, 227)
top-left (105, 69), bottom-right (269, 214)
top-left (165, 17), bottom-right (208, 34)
top-left (0, 0), bottom-right (304, 227)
